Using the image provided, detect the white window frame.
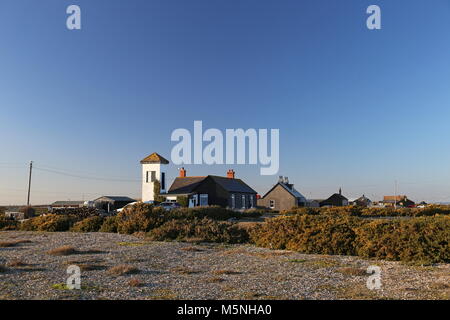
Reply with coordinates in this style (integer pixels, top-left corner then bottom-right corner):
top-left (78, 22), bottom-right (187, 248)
top-left (199, 194), bottom-right (208, 206)
top-left (231, 194), bottom-right (235, 209)
top-left (269, 200), bottom-right (275, 209)
top-left (242, 195), bottom-right (246, 209)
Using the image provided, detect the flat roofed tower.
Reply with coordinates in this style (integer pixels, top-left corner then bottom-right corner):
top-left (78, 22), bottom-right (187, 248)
top-left (140, 152), bottom-right (169, 202)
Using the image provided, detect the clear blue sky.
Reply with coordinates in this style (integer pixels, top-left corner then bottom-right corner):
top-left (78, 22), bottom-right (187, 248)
top-left (1, 0), bottom-right (450, 205)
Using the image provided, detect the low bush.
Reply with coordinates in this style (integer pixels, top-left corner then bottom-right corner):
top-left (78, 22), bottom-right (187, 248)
top-left (116, 204), bottom-right (240, 235)
top-left (165, 206), bottom-right (238, 221)
top-left (70, 216), bottom-right (104, 232)
top-left (282, 205), bottom-right (450, 218)
top-left (147, 218), bottom-right (249, 244)
top-left (250, 215), bottom-right (361, 255)
top-left (51, 207), bottom-right (100, 218)
top-left (355, 216), bottom-right (450, 264)
top-left (240, 208), bottom-right (266, 218)
top-left (99, 216), bottom-right (119, 233)
top-left (0, 214), bottom-right (19, 231)
top-left (19, 214), bottom-right (79, 232)
top-left (249, 214), bottom-right (450, 264)
top-left (116, 203), bottom-right (165, 234)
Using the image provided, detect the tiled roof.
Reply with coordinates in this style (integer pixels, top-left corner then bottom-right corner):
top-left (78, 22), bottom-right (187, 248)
top-left (140, 152), bottom-right (169, 164)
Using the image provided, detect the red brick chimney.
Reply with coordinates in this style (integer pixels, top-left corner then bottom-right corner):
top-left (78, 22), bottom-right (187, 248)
top-left (226, 169), bottom-right (235, 179)
top-left (179, 167), bottom-right (186, 178)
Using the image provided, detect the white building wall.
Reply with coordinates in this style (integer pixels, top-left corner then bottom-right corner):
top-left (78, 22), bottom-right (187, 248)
top-left (141, 163), bottom-right (167, 202)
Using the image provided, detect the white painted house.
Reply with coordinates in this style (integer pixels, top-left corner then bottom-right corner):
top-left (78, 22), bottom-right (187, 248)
top-left (140, 152), bottom-right (169, 202)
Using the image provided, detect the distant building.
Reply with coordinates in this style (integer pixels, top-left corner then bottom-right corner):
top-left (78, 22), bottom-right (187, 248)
top-left (381, 195), bottom-right (415, 208)
top-left (417, 201), bottom-right (428, 208)
top-left (351, 195), bottom-right (372, 207)
top-left (4, 212), bottom-right (25, 220)
top-left (93, 196), bottom-right (136, 212)
top-left (165, 168), bottom-right (257, 209)
top-left (50, 201), bottom-right (84, 209)
top-left (258, 176), bottom-right (307, 211)
top-left (305, 199), bottom-right (321, 208)
top-left (320, 189), bottom-right (349, 207)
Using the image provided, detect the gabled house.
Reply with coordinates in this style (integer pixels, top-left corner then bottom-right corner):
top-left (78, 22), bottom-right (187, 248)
top-left (320, 188), bottom-right (349, 207)
top-left (257, 176), bottom-right (307, 211)
top-left (381, 195), bottom-right (415, 208)
top-left (352, 195), bottom-right (372, 207)
top-left (165, 168), bottom-right (257, 209)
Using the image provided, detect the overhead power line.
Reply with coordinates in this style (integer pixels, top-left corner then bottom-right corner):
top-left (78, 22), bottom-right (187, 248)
top-left (33, 166), bottom-right (140, 182)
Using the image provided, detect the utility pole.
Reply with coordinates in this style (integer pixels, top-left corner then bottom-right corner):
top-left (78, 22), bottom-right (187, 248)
top-left (394, 180), bottom-right (398, 209)
top-left (27, 161), bottom-right (33, 206)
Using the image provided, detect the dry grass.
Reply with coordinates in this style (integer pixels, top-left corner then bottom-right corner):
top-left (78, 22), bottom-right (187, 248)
top-left (0, 240), bottom-right (32, 248)
top-left (47, 246), bottom-right (77, 256)
top-left (147, 289), bottom-right (177, 300)
top-left (337, 267), bottom-right (368, 276)
top-left (429, 282), bottom-right (450, 290)
top-left (128, 278), bottom-right (142, 287)
top-left (107, 264), bottom-right (139, 276)
top-left (337, 284), bottom-right (383, 300)
top-left (6, 259), bottom-right (27, 267)
top-left (184, 237), bottom-right (205, 243)
top-left (171, 266), bottom-right (202, 275)
top-left (212, 269), bottom-right (241, 275)
top-left (306, 259), bottom-right (340, 269)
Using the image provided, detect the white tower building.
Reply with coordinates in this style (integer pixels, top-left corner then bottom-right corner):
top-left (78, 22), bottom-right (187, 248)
top-left (140, 152), bottom-right (169, 202)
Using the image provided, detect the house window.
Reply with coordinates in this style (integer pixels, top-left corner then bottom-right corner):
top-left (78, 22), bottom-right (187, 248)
top-left (231, 194), bottom-right (235, 209)
top-left (250, 195), bottom-right (254, 208)
top-left (269, 200), bottom-right (275, 209)
top-left (146, 171), bottom-right (156, 183)
top-left (161, 172), bottom-right (165, 190)
top-left (242, 195), bottom-right (246, 209)
top-left (199, 194), bottom-right (208, 206)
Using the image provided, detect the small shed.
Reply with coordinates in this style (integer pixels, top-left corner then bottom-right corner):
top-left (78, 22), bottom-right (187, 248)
top-left (93, 196), bottom-right (136, 212)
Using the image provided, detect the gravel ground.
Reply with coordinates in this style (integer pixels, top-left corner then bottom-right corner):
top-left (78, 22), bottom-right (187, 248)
top-left (0, 231), bottom-right (448, 300)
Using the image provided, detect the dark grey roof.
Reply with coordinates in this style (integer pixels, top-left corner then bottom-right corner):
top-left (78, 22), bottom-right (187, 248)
top-left (321, 193), bottom-right (348, 204)
top-left (93, 196), bottom-right (136, 202)
top-left (167, 175), bottom-right (256, 195)
top-left (262, 182), bottom-right (306, 200)
top-left (209, 176), bottom-right (256, 194)
top-left (355, 195), bottom-right (372, 202)
top-left (167, 177), bottom-right (207, 194)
